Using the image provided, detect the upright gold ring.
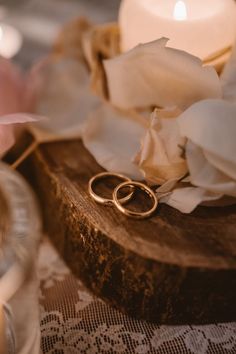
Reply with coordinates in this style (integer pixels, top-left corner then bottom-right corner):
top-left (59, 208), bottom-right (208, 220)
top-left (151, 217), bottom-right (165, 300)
top-left (88, 172), bottom-right (133, 206)
top-left (113, 181), bottom-right (158, 219)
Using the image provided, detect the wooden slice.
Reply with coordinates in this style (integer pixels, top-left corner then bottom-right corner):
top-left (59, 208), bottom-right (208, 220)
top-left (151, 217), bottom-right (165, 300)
top-left (25, 139), bottom-right (236, 324)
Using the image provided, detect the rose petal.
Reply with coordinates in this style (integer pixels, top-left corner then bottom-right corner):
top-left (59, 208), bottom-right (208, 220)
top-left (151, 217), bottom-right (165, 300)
top-left (32, 57), bottom-right (100, 139)
top-left (136, 109), bottom-right (187, 185)
top-left (186, 141), bottom-right (236, 197)
top-left (160, 186), bottom-right (222, 214)
top-left (104, 38), bottom-right (221, 111)
top-left (204, 150), bottom-right (236, 180)
top-left (158, 98), bottom-right (236, 212)
top-left (82, 103), bottom-right (146, 179)
top-left (0, 113), bottom-right (41, 125)
top-left (0, 113), bottom-right (42, 156)
top-left (178, 99), bottom-right (236, 165)
top-left (0, 58), bottom-right (27, 115)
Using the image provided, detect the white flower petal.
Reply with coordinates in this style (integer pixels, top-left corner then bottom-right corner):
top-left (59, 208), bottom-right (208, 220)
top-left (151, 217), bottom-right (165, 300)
top-left (104, 38), bottom-right (221, 111)
top-left (82, 103), bottom-right (145, 179)
top-left (33, 57), bottom-right (100, 140)
top-left (204, 150), bottom-right (236, 181)
top-left (158, 98), bottom-right (236, 213)
top-left (161, 186), bottom-right (222, 214)
top-left (178, 99), bottom-right (236, 167)
top-left (186, 141), bottom-right (236, 197)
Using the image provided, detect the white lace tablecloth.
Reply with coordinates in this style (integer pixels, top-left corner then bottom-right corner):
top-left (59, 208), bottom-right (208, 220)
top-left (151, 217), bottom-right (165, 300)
top-left (38, 238), bottom-right (236, 354)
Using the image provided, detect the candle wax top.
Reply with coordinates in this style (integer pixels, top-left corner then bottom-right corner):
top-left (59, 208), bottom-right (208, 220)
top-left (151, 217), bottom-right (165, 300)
top-left (141, 0), bottom-right (226, 21)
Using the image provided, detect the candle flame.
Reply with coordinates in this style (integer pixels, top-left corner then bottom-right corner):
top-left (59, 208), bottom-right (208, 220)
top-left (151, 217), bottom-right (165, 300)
top-left (173, 1), bottom-right (187, 21)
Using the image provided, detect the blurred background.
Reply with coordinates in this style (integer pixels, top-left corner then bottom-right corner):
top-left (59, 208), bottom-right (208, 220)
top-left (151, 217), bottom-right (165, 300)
top-left (0, 0), bottom-right (120, 68)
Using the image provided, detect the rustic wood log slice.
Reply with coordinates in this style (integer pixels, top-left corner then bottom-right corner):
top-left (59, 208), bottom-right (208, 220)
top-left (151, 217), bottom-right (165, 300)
top-left (25, 139), bottom-right (236, 325)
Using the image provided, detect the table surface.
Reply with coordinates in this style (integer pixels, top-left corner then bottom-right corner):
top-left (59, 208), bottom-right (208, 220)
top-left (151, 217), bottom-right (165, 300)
top-left (4, 0), bottom-right (236, 353)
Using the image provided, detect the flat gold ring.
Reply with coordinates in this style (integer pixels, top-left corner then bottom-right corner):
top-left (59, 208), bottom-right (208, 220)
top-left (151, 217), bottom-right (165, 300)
top-left (88, 172), bottom-right (133, 206)
top-left (113, 181), bottom-right (158, 219)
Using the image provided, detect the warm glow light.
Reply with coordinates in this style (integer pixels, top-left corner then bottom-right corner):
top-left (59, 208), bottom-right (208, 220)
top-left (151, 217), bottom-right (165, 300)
top-left (173, 1), bottom-right (187, 21)
top-left (120, 0), bottom-right (236, 58)
top-left (0, 24), bottom-right (22, 58)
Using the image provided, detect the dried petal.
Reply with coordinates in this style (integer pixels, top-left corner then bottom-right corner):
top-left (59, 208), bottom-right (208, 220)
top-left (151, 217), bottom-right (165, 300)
top-left (221, 43), bottom-right (236, 102)
top-left (53, 17), bottom-right (91, 62)
top-left (82, 23), bottom-right (120, 99)
top-left (136, 109), bottom-right (187, 185)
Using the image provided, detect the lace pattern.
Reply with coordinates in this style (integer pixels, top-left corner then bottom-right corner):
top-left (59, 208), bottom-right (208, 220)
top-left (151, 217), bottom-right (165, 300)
top-left (38, 238), bottom-right (236, 354)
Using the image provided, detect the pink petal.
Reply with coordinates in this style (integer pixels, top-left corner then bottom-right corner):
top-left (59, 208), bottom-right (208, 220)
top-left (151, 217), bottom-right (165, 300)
top-left (0, 58), bottom-right (26, 115)
top-left (0, 113), bottom-right (43, 125)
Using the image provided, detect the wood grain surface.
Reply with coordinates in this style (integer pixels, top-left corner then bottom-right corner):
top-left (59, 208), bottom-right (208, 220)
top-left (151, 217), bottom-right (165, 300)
top-left (25, 139), bottom-right (236, 324)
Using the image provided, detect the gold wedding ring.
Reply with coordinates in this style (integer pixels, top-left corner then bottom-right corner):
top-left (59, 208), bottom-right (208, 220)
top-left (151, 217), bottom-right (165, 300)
top-left (113, 181), bottom-right (158, 219)
top-left (89, 172), bottom-right (133, 206)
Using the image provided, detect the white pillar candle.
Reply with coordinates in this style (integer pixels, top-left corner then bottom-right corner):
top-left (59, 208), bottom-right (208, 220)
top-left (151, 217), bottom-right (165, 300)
top-left (119, 0), bottom-right (236, 60)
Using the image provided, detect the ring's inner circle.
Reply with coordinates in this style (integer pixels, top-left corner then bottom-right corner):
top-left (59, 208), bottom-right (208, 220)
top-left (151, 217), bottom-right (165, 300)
top-left (92, 175), bottom-right (132, 202)
top-left (116, 183), bottom-right (155, 213)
